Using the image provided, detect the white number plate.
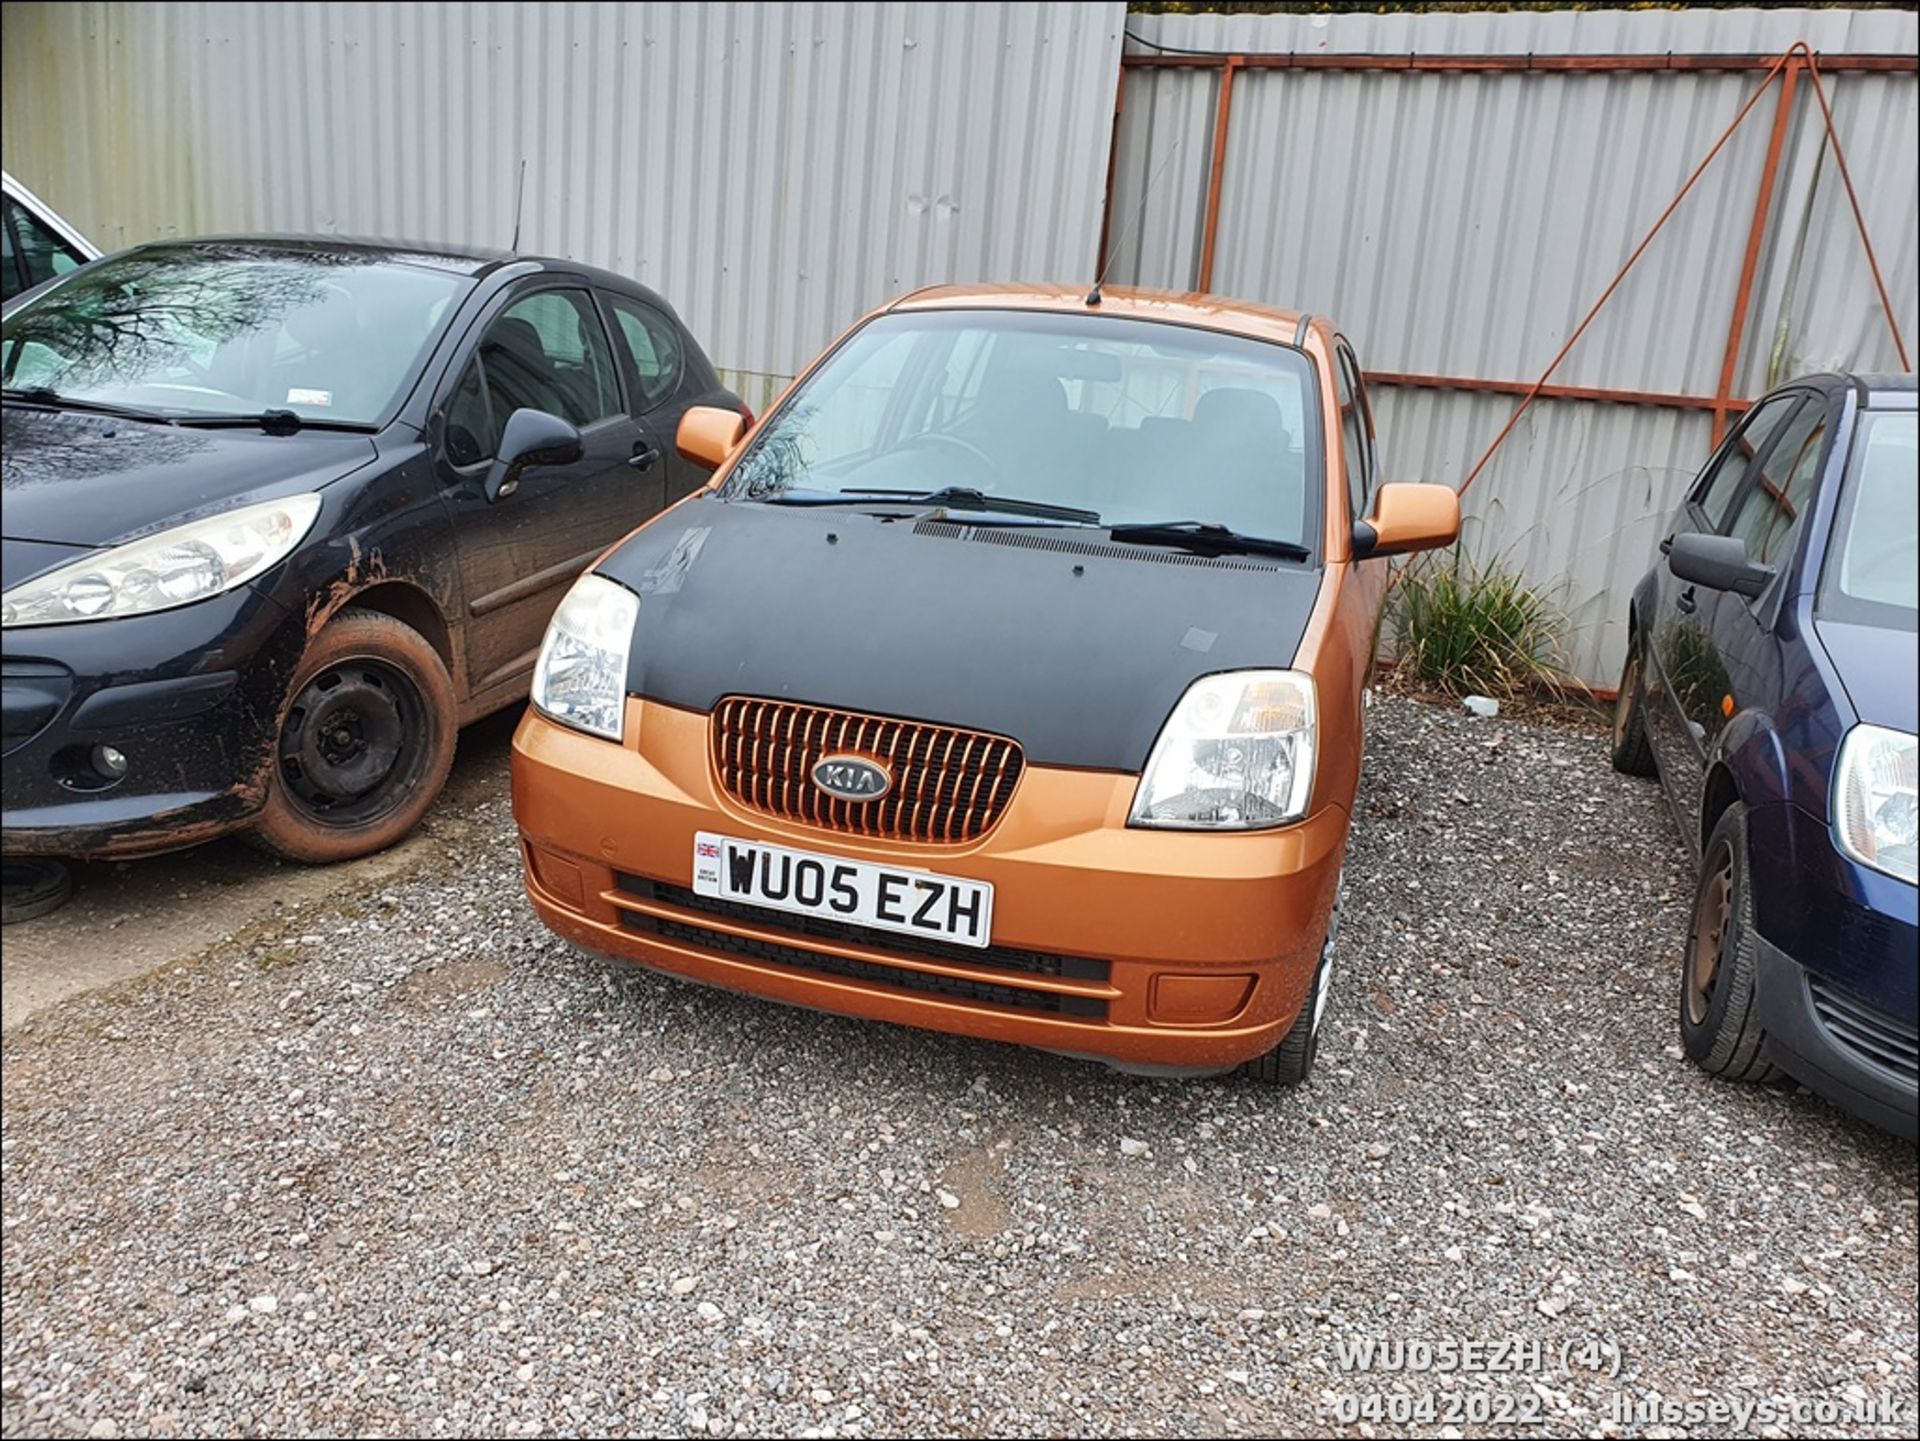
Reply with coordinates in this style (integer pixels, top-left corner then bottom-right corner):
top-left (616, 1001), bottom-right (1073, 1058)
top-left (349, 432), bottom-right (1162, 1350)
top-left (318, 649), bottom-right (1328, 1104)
top-left (692, 832), bottom-right (993, 948)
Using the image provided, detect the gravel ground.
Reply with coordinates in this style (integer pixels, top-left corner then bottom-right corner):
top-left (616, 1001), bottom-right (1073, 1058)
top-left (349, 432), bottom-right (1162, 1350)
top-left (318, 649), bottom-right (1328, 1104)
top-left (3, 695), bottom-right (1913, 1439)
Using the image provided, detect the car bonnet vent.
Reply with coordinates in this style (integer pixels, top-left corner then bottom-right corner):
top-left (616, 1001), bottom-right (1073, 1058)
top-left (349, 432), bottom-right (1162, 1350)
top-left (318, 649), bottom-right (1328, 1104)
top-left (912, 521), bottom-right (1284, 572)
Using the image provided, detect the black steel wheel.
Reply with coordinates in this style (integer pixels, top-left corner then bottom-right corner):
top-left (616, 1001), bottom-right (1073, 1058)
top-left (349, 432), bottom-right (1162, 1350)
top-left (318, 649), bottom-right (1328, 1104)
top-left (278, 657), bottom-right (427, 828)
top-left (248, 608), bottom-right (457, 864)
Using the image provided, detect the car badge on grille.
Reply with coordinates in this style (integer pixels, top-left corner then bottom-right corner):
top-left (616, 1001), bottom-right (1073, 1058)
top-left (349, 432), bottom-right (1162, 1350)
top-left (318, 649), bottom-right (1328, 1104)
top-left (812, 754), bottom-right (892, 802)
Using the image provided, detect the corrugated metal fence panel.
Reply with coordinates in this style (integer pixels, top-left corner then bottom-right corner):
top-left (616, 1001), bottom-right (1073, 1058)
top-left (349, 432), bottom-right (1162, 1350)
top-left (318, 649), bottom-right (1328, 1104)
top-left (1115, 7), bottom-right (1916, 686)
top-left (0, 1), bottom-right (1124, 389)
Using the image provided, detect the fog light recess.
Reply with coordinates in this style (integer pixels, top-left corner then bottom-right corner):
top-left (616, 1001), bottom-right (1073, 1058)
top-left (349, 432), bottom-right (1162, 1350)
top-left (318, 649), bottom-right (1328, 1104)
top-left (1149, 973), bottom-right (1257, 1026)
top-left (52, 743), bottom-right (131, 792)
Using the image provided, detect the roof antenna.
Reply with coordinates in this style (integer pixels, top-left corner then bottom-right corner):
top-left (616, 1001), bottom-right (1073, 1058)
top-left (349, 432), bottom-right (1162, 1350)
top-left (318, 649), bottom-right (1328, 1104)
top-left (509, 158), bottom-right (527, 252)
top-left (1086, 137), bottom-right (1183, 307)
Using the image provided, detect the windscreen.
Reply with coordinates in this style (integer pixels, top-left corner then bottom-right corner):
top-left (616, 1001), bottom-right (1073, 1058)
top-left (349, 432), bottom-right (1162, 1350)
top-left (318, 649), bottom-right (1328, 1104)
top-left (0, 246), bottom-right (468, 425)
top-left (1820, 411), bottom-right (1918, 630)
top-left (724, 308), bottom-right (1322, 547)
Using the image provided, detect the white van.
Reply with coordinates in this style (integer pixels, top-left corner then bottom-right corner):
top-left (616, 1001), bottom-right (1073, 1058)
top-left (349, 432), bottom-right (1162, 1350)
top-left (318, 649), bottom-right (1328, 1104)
top-left (2, 171), bottom-right (98, 302)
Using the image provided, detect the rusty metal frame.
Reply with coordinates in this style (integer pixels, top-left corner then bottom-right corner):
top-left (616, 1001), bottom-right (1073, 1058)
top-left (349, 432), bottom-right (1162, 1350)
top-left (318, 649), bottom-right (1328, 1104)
top-left (1712, 55), bottom-right (1803, 445)
top-left (1195, 55), bottom-right (1241, 293)
top-left (1119, 51), bottom-right (1913, 75)
top-left (1100, 45), bottom-right (1916, 421)
top-left (1365, 371), bottom-right (1737, 415)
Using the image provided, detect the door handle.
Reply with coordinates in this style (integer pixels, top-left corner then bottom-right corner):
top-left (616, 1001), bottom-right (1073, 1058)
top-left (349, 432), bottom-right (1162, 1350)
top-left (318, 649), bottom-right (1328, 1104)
top-left (1675, 587), bottom-right (1697, 615)
top-left (628, 444), bottom-right (661, 473)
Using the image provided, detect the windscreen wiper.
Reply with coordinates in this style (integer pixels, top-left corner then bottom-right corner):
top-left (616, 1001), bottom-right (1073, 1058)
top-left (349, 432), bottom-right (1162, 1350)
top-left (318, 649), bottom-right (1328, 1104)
top-left (1106, 520), bottom-right (1311, 562)
top-left (752, 486), bottom-right (1100, 524)
top-left (0, 387), bottom-right (177, 425)
top-left (843, 487), bottom-right (1102, 524)
top-left (174, 409), bottom-right (377, 434)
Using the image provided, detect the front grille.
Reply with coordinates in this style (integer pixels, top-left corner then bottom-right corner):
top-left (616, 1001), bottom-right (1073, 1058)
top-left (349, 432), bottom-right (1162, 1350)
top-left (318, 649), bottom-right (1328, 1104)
top-left (617, 877), bottom-right (1109, 1019)
top-left (712, 697), bottom-right (1023, 845)
top-left (1808, 976), bottom-right (1919, 1084)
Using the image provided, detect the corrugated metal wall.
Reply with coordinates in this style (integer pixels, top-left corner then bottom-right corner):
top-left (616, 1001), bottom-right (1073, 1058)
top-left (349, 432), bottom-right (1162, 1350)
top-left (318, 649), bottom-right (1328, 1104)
top-left (5, 3), bottom-right (1912, 688)
top-left (1114, 7), bottom-right (1918, 686)
top-left (0, 1), bottom-right (1125, 414)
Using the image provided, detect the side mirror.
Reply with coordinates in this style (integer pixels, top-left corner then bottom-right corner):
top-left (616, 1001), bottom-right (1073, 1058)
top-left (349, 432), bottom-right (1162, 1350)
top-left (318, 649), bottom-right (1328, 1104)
top-left (1351, 482), bottom-right (1460, 559)
top-left (676, 405), bottom-right (748, 472)
top-left (1667, 531), bottom-right (1774, 598)
top-left (484, 408), bottom-right (583, 503)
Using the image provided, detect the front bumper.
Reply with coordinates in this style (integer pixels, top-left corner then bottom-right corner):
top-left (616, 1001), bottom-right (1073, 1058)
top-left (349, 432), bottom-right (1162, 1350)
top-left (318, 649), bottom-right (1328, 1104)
top-left (1744, 801), bottom-right (1918, 1140)
top-left (1754, 939), bottom-right (1918, 1142)
top-left (512, 700), bottom-right (1349, 1074)
top-left (1, 586), bottom-right (300, 859)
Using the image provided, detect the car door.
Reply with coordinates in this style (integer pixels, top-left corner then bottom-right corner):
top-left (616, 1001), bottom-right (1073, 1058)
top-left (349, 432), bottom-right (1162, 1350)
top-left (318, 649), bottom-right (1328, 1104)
top-left (1709, 393), bottom-right (1832, 767)
top-left (1645, 390), bottom-right (1809, 837)
top-left (432, 280), bottom-right (658, 699)
top-left (599, 288), bottom-right (708, 506)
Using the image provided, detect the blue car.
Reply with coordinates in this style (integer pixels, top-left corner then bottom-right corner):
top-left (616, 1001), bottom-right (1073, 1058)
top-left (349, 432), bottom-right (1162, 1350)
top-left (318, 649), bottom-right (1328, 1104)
top-left (1613, 372), bottom-right (1916, 1140)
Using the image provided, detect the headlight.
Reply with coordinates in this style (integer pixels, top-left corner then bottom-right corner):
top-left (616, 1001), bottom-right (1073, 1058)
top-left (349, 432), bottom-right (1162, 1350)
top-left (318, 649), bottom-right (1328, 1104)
top-left (530, 573), bottom-right (638, 742)
top-left (1130, 670), bottom-right (1317, 829)
top-left (1834, 723), bottom-right (1918, 885)
top-left (0, 494), bottom-right (322, 627)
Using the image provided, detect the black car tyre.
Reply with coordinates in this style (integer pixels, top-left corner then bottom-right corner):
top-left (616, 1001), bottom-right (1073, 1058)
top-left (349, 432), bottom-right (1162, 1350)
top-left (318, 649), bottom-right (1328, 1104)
top-left (1239, 887), bottom-right (1340, 1086)
top-left (2, 858), bottom-right (73, 925)
top-left (248, 609), bottom-right (457, 865)
top-left (1610, 635), bottom-right (1658, 778)
top-left (1678, 801), bottom-right (1779, 1082)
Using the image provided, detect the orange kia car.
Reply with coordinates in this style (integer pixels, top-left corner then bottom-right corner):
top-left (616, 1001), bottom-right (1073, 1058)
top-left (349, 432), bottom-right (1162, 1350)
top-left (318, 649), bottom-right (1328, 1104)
top-left (511, 285), bottom-right (1458, 1083)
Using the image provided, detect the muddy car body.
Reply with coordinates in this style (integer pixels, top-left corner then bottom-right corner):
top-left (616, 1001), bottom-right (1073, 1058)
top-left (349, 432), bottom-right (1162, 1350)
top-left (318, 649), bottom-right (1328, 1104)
top-left (3, 237), bottom-right (738, 861)
top-left (512, 285), bottom-right (1458, 1079)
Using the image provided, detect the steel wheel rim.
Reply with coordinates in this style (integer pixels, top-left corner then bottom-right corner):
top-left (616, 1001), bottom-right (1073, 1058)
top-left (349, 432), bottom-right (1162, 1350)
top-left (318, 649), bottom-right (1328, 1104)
top-left (278, 657), bottom-right (426, 828)
top-left (1614, 651), bottom-right (1640, 749)
top-left (1686, 842), bottom-right (1733, 1027)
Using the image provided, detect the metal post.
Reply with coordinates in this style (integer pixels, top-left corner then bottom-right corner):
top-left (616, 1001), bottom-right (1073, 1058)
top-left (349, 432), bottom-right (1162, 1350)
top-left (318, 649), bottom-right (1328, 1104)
top-left (1713, 55), bottom-right (1802, 446)
top-left (1196, 56), bottom-right (1242, 294)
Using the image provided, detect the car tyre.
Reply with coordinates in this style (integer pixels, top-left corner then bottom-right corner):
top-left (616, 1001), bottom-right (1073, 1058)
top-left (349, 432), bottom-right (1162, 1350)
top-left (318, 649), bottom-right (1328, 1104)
top-left (2, 858), bottom-right (73, 925)
top-left (1678, 801), bottom-right (1779, 1082)
top-left (1610, 635), bottom-right (1658, 778)
top-left (1238, 887), bottom-right (1339, 1086)
top-left (247, 609), bottom-right (457, 865)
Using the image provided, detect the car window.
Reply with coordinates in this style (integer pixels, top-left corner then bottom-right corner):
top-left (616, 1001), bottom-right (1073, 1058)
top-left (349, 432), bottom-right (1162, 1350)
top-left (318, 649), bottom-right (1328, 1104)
top-left (1692, 393), bottom-right (1801, 530)
top-left (4, 197), bottom-right (85, 301)
top-left (0, 205), bottom-right (18, 301)
top-left (478, 289), bottom-right (620, 438)
top-left (605, 294), bottom-right (683, 413)
top-left (1725, 401), bottom-right (1826, 570)
top-left (725, 308), bottom-right (1322, 549)
top-left (0, 246), bottom-right (468, 424)
top-left (1820, 411), bottom-right (1918, 626)
top-left (443, 357), bottom-right (493, 467)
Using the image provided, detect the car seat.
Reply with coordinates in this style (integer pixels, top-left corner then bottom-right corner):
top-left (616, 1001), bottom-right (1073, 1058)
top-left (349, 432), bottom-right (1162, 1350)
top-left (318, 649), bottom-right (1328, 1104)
top-left (1189, 387), bottom-right (1304, 540)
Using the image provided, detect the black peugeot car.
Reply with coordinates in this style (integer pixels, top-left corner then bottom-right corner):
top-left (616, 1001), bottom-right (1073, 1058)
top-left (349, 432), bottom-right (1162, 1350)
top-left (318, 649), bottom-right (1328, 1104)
top-left (1612, 372), bottom-right (1916, 1139)
top-left (2, 237), bottom-right (739, 863)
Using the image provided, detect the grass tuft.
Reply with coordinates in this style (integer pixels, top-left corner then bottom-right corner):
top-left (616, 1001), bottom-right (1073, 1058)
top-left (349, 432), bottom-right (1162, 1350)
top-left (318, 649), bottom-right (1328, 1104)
top-left (1392, 554), bottom-right (1570, 699)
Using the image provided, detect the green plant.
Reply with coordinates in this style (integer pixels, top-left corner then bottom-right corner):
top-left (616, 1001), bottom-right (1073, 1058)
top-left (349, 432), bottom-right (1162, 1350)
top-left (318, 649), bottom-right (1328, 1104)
top-left (1392, 554), bottom-right (1570, 698)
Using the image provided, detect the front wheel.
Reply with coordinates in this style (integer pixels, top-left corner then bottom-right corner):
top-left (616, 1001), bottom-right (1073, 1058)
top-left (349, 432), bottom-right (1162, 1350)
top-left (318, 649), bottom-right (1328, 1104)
top-left (247, 609), bottom-right (457, 864)
top-left (1238, 888), bottom-right (1340, 1086)
top-left (1677, 802), bottom-right (1778, 1082)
